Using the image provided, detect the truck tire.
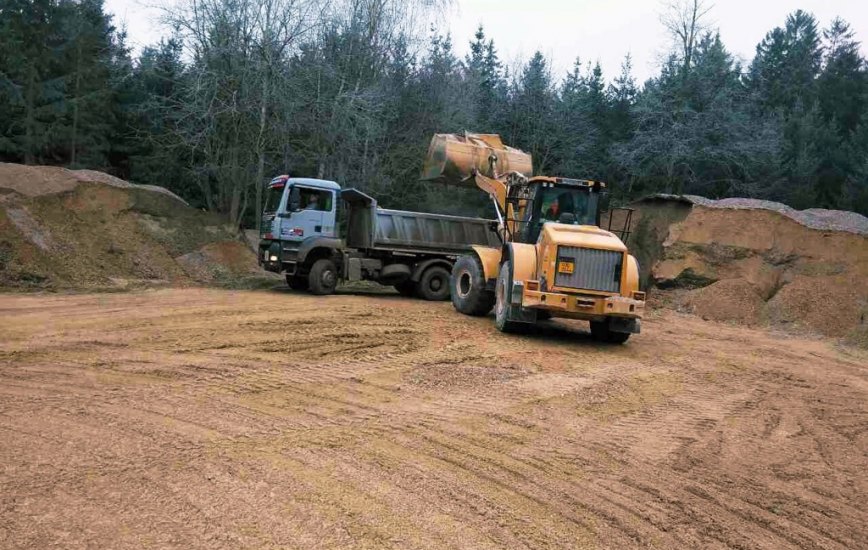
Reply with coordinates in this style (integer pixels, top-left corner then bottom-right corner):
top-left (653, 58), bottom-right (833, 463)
top-left (590, 320), bottom-right (631, 344)
top-left (393, 280), bottom-right (417, 297)
top-left (494, 261), bottom-right (523, 333)
top-left (451, 254), bottom-right (495, 316)
top-left (308, 258), bottom-right (338, 295)
top-left (417, 266), bottom-right (451, 301)
top-left (286, 274), bottom-right (309, 291)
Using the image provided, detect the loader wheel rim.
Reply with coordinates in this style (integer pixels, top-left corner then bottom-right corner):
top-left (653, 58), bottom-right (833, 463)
top-left (457, 271), bottom-right (472, 298)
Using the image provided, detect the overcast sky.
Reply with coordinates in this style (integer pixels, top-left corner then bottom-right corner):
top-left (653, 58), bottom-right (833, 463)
top-left (106, 0), bottom-right (868, 83)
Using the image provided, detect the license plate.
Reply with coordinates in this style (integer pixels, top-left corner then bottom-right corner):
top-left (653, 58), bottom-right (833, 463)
top-left (558, 260), bottom-right (574, 275)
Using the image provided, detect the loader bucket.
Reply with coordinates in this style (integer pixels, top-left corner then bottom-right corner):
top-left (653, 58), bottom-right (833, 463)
top-left (421, 133), bottom-right (533, 187)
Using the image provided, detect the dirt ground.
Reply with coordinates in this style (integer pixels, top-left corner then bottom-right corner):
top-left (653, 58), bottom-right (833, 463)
top-left (0, 288), bottom-right (866, 549)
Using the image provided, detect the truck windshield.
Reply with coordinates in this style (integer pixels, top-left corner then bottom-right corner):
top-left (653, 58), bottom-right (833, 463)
top-left (537, 187), bottom-right (598, 225)
top-left (264, 184), bottom-right (284, 214)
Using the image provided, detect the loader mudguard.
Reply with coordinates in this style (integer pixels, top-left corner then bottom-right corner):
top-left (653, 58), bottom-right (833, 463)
top-left (624, 254), bottom-right (640, 296)
top-left (505, 243), bottom-right (537, 284)
top-left (470, 245), bottom-right (502, 282)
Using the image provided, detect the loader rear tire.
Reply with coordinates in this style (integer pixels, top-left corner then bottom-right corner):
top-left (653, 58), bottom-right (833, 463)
top-left (451, 254), bottom-right (495, 316)
top-left (418, 266), bottom-right (451, 301)
top-left (494, 260), bottom-right (523, 333)
top-left (590, 320), bottom-right (631, 344)
top-left (308, 259), bottom-right (338, 296)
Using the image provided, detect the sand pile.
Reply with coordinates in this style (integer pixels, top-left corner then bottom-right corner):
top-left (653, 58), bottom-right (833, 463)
top-left (622, 195), bottom-right (868, 340)
top-left (0, 163), bottom-right (268, 289)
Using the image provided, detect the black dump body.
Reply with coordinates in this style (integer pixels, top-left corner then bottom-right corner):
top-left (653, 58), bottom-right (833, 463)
top-left (341, 189), bottom-right (501, 254)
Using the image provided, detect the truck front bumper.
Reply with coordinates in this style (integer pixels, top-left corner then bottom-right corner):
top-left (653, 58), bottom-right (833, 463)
top-left (259, 240), bottom-right (283, 273)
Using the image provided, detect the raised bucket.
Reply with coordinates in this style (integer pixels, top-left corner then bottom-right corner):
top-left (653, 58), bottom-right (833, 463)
top-left (420, 133), bottom-right (533, 187)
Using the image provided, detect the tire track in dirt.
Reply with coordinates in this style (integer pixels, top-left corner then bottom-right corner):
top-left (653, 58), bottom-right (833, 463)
top-left (1, 288), bottom-right (865, 549)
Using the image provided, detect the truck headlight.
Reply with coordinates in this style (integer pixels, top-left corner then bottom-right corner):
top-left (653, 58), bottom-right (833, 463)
top-left (269, 255), bottom-right (278, 262)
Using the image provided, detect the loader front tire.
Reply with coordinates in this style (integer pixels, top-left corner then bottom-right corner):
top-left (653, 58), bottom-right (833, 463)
top-left (451, 254), bottom-right (495, 316)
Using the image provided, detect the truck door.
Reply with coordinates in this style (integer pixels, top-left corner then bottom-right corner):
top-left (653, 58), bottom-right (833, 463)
top-left (279, 185), bottom-right (336, 243)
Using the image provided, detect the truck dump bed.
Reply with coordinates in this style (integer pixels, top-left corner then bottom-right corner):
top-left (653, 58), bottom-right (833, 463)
top-left (342, 189), bottom-right (500, 254)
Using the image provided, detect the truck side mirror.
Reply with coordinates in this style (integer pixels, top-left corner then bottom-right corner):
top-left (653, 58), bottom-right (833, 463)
top-left (289, 186), bottom-right (301, 211)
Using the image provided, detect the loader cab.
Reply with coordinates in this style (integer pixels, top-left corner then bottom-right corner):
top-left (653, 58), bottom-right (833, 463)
top-left (510, 178), bottom-right (606, 244)
top-left (261, 176), bottom-right (340, 243)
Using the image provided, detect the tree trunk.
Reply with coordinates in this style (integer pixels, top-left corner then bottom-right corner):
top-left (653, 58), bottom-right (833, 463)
top-left (71, 45), bottom-right (82, 167)
top-left (24, 65), bottom-right (36, 165)
top-left (255, 71), bottom-right (269, 232)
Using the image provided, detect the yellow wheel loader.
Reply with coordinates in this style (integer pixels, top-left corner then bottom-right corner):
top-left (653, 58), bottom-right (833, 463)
top-left (422, 133), bottom-right (645, 343)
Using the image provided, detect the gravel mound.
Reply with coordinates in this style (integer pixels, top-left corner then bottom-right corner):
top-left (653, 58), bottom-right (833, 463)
top-left (0, 163), bottom-right (186, 203)
top-left (628, 194), bottom-right (868, 341)
top-left (648, 194), bottom-right (868, 235)
top-left (0, 163), bottom-right (267, 289)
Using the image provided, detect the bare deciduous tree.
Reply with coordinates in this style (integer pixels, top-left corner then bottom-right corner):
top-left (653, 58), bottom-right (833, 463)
top-left (660, 0), bottom-right (713, 74)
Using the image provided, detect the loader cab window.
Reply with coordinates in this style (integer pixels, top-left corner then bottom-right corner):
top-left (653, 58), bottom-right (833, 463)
top-left (537, 187), bottom-right (596, 225)
top-left (523, 186), bottom-right (599, 242)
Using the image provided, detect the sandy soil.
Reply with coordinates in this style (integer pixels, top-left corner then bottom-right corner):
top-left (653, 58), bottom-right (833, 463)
top-left (0, 288), bottom-right (865, 549)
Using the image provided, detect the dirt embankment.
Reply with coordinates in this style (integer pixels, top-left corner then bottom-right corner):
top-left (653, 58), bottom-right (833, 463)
top-left (0, 163), bottom-right (269, 289)
top-left (621, 195), bottom-right (868, 342)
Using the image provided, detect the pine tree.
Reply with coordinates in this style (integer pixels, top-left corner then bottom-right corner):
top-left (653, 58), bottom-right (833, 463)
top-left (555, 58), bottom-right (592, 177)
top-left (0, 0), bottom-right (67, 164)
top-left (748, 10), bottom-right (822, 114)
top-left (818, 18), bottom-right (866, 137)
top-left (63, 0), bottom-right (120, 168)
top-left (509, 51), bottom-right (557, 173)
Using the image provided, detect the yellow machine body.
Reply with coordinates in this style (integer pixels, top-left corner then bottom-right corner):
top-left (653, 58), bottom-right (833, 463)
top-left (423, 133), bottom-right (645, 339)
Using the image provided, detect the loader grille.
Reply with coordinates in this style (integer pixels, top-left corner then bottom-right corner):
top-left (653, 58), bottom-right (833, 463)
top-left (554, 246), bottom-right (622, 293)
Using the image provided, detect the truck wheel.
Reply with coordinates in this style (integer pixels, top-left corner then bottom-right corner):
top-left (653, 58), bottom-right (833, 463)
top-left (494, 261), bottom-right (523, 333)
top-left (451, 254), bottom-right (495, 316)
top-left (308, 259), bottom-right (338, 295)
top-left (393, 280), bottom-right (416, 298)
top-left (590, 321), bottom-right (631, 344)
top-left (418, 266), bottom-right (451, 301)
top-left (286, 275), bottom-right (309, 291)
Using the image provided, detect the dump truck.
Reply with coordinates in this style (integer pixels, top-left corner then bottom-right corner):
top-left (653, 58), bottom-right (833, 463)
top-left (258, 176), bottom-right (500, 298)
top-left (422, 133), bottom-right (645, 343)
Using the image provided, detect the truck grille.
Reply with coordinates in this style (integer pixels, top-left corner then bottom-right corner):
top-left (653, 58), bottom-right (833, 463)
top-left (554, 246), bottom-right (622, 293)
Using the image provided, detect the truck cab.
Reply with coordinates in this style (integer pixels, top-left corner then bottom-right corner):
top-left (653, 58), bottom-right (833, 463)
top-left (259, 176), bottom-right (343, 288)
top-left (259, 175), bottom-right (500, 298)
